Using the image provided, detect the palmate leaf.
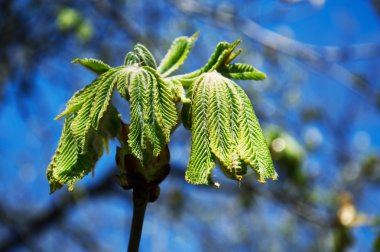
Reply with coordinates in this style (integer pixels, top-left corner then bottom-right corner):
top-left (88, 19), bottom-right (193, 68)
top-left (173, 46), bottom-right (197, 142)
top-left (158, 32), bottom-right (199, 77)
top-left (59, 60), bottom-right (177, 162)
top-left (171, 38), bottom-right (265, 89)
top-left (49, 66), bottom-right (123, 193)
top-left (185, 72), bottom-right (277, 185)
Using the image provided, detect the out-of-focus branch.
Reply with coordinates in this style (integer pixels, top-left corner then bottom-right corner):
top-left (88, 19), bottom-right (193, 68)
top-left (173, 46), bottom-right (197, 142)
top-left (170, 0), bottom-right (379, 108)
top-left (0, 173), bottom-right (120, 251)
top-left (171, 0), bottom-right (380, 61)
top-left (168, 168), bottom-right (333, 227)
top-left (0, 166), bottom-right (341, 251)
top-left (91, 0), bottom-right (154, 49)
top-left (313, 43), bottom-right (380, 62)
top-left (61, 223), bottom-right (102, 251)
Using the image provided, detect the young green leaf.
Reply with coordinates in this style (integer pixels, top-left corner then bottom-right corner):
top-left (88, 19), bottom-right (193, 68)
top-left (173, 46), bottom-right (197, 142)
top-left (55, 82), bottom-right (98, 120)
top-left (206, 74), bottom-right (233, 169)
top-left (127, 66), bottom-right (178, 161)
top-left (219, 63), bottom-right (267, 80)
top-left (72, 58), bottom-right (111, 75)
top-left (158, 32), bottom-right (199, 77)
top-left (69, 69), bottom-right (116, 150)
top-left (234, 85), bottom-right (277, 182)
top-left (89, 71), bottom-right (119, 129)
top-left (207, 39), bottom-right (241, 72)
top-left (170, 39), bottom-right (241, 88)
top-left (48, 105), bottom-right (121, 193)
top-left (115, 67), bottom-right (132, 100)
top-left (165, 77), bottom-right (191, 104)
top-left (124, 44), bottom-right (157, 68)
top-left (145, 67), bottom-right (178, 140)
top-left (124, 51), bottom-right (140, 66)
top-left (133, 44), bottom-right (157, 69)
top-left (47, 115), bottom-right (101, 193)
top-left (186, 75), bottom-right (217, 186)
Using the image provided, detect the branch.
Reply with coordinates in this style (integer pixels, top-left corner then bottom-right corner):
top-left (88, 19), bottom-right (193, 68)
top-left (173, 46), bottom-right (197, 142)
top-left (127, 188), bottom-right (150, 252)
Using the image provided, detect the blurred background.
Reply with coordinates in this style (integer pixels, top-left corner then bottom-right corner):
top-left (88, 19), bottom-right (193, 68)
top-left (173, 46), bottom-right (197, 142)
top-left (1, 0), bottom-right (380, 251)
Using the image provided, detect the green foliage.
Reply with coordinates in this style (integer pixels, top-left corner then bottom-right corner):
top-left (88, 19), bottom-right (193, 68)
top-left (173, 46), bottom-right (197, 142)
top-left (47, 33), bottom-right (277, 192)
top-left (48, 106), bottom-right (120, 193)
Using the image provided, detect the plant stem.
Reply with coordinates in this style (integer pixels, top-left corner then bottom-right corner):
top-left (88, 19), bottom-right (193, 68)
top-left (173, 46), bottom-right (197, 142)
top-left (128, 188), bottom-right (150, 252)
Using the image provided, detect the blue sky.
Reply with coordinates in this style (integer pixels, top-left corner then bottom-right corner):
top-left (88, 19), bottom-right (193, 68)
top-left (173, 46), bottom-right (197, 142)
top-left (1, 0), bottom-right (380, 251)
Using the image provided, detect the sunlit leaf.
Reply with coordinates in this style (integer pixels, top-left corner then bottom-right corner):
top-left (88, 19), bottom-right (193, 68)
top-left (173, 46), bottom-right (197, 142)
top-left (127, 66), bottom-right (178, 161)
top-left (171, 39), bottom-right (241, 87)
top-left (186, 75), bottom-right (217, 186)
top-left (72, 58), bottom-right (111, 75)
top-left (47, 115), bottom-right (101, 193)
top-left (219, 63), bottom-right (267, 80)
top-left (55, 82), bottom-right (98, 120)
top-left (70, 68), bottom-right (118, 151)
top-left (158, 32), bottom-right (199, 77)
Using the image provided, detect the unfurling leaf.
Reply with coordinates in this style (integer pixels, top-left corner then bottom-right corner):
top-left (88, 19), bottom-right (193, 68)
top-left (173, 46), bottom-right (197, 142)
top-left (219, 63), bottom-right (267, 80)
top-left (70, 68), bottom-right (119, 151)
top-left (124, 44), bottom-right (157, 68)
top-left (165, 77), bottom-right (191, 104)
top-left (171, 39), bottom-right (241, 87)
top-left (185, 72), bottom-right (277, 185)
top-left (127, 66), bottom-right (177, 162)
top-left (185, 74), bottom-right (217, 186)
top-left (72, 58), bottom-right (111, 75)
top-left (47, 110), bottom-right (120, 193)
top-left (55, 82), bottom-right (98, 120)
top-left (158, 32), bottom-right (199, 77)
